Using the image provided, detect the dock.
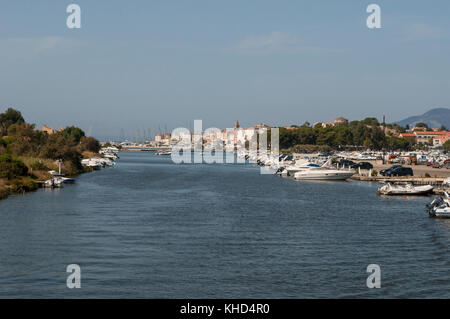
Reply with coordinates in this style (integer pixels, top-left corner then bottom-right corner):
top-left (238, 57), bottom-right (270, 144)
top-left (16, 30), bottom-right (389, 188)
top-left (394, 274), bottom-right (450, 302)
top-left (351, 175), bottom-right (446, 185)
top-left (351, 175), bottom-right (449, 195)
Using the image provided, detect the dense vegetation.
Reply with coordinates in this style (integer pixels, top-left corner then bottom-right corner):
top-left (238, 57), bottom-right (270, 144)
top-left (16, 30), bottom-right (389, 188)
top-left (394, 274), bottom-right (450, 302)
top-left (0, 107), bottom-right (101, 199)
top-left (444, 140), bottom-right (450, 152)
top-left (0, 108), bottom-right (25, 136)
top-left (278, 118), bottom-right (412, 152)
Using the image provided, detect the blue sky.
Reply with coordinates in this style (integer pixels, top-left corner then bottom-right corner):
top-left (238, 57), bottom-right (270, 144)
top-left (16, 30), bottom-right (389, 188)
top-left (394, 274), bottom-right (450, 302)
top-left (0, 0), bottom-right (449, 140)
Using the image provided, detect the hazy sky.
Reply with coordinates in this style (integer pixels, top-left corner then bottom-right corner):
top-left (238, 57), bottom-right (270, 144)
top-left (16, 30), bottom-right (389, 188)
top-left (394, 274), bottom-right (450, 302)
top-left (0, 0), bottom-right (449, 140)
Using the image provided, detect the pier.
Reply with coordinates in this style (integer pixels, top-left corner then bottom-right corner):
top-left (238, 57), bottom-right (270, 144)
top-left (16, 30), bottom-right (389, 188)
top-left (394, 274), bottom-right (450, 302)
top-left (350, 175), bottom-right (449, 195)
top-left (351, 175), bottom-right (446, 185)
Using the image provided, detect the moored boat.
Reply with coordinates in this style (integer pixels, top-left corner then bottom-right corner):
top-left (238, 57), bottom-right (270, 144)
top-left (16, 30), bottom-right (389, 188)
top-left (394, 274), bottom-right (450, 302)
top-left (294, 167), bottom-right (354, 180)
top-left (377, 183), bottom-right (434, 196)
top-left (43, 177), bottom-right (63, 188)
top-left (427, 192), bottom-right (450, 218)
top-left (156, 150), bottom-right (172, 156)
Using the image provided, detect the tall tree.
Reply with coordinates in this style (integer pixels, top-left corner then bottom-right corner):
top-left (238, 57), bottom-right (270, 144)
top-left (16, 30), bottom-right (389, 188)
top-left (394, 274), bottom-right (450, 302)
top-left (0, 108), bottom-right (25, 136)
top-left (62, 126), bottom-right (85, 143)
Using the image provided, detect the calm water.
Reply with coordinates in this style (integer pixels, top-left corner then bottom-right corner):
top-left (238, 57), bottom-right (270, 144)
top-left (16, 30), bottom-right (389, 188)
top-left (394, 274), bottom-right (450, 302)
top-left (0, 151), bottom-right (449, 298)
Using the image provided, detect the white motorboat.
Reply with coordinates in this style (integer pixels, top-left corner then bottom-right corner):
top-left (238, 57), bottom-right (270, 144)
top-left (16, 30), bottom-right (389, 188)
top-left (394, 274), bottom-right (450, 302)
top-left (100, 146), bottom-right (119, 154)
top-left (443, 178), bottom-right (450, 187)
top-left (82, 157), bottom-right (115, 169)
top-left (43, 177), bottom-right (63, 188)
top-left (280, 160), bottom-right (321, 175)
top-left (432, 205), bottom-right (450, 218)
top-left (156, 150), bottom-right (172, 156)
top-left (377, 183), bottom-right (434, 196)
top-left (102, 153), bottom-right (118, 160)
top-left (48, 170), bottom-right (64, 177)
top-left (60, 177), bottom-right (76, 183)
top-left (427, 192), bottom-right (450, 218)
top-left (294, 167), bottom-right (354, 180)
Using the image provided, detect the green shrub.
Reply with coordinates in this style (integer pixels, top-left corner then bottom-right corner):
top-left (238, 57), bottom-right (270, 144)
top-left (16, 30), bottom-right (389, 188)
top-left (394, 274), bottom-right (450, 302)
top-left (30, 160), bottom-right (49, 171)
top-left (0, 187), bottom-right (8, 199)
top-left (0, 154), bottom-right (28, 179)
top-left (9, 178), bottom-right (37, 193)
top-left (80, 136), bottom-right (101, 153)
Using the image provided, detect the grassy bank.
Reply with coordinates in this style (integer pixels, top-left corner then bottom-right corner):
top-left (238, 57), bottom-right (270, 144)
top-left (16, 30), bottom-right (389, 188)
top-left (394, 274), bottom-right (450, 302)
top-left (0, 155), bottom-right (96, 200)
top-left (0, 107), bottom-right (102, 201)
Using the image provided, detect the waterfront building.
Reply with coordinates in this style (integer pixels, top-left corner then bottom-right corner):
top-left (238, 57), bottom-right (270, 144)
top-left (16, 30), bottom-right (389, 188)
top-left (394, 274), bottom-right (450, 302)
top-left (399, 132), bottom-right (417, 143)
top-left (154, 132), bottom-right (172, 144)
top-left (41, 124), bottom-right (62, 135)
top-left (415, 131), bottom-right (446, 144)
top-left (315, 117), bottom-right (349, 128)
top-left (433, 132), bottom-right (450, 146)
top-left (333, 117), bottom-right (348, 125)
top-left (252, 123), bottom-right (271, 130)
top-left (399, 131), bottom-right (448, 145)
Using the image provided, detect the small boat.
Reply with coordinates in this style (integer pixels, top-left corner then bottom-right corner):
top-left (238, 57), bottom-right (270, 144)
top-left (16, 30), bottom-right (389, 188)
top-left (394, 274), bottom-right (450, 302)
top-left (156, 150), bottom-right (171, 156)
top-left (279, 160), bottom-right (321, 175)
top-left (48, 170), bottom-right (64, 177)
top-left (43, 177), bottom-right (63, 188)
top-left (427, 192), bottom-right (450, 218)
top-left (377, 183), bottom-right (434, 196)
top-left (294, 167), bottom-right (354, 180)
top-left (60, 177), bottom-right (76, 184)
top-left (48, 169), bottom-right (75, 183)
top-left (102, 153), bottom-right (118, 160)
top-left (443, 178), bottom-right (450, 187)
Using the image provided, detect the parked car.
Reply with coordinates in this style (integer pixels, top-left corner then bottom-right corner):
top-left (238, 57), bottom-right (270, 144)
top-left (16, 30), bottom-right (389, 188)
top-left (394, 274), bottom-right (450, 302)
top-left (380, 164), bottom-right (402, 175)
top-left (433, 162), bottom-right (442, 168)
top-left (388, 155), bottom-right (400, 164)
top-left (380, 166), bottom-right (413, 177)
top-left (350, 162), bottom-right (374, 170)
top-left (337, 159), bottom-right (355, 167)
top-left (444, 160), bottom-right (450, 169)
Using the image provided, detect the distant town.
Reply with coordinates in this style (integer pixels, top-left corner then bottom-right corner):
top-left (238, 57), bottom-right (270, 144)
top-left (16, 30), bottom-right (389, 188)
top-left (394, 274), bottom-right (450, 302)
top-left (48, 115), bottom-right (447, 151)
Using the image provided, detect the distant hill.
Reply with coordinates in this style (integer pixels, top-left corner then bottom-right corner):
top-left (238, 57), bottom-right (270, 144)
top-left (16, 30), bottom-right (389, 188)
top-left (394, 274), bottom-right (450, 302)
top-left (396, 108), bottom-right (450, 129)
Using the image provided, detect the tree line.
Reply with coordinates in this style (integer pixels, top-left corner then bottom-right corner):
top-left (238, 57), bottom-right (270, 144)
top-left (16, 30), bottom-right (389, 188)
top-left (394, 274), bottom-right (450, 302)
top-left (278, 118), bottom-right (412, 151)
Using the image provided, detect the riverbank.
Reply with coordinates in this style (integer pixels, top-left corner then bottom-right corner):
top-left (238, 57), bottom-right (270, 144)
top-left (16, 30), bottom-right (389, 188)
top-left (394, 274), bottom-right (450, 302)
top-left (0, 108), bottom-right (106, 201)
top-left (0, 152), bottom-right (102, 201)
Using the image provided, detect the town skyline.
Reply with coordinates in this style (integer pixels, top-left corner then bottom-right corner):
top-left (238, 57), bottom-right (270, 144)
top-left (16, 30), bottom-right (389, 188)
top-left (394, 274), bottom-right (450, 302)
top-left (24, 106), bottom-right (449, 142)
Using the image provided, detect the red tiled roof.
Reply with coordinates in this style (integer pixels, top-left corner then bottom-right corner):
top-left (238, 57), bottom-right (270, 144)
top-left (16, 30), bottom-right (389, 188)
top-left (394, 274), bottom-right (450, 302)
top-left (415, 131), bottom-right (446, 135)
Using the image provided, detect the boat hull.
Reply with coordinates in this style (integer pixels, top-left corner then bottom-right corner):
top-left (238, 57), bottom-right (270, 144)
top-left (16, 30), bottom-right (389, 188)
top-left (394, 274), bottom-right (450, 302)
top-left (429, 208), bottom-right (450, 218)
top-left (377, 185), bottom-right (434, 196)
top-left (294, 172), bottom-right (354, 180)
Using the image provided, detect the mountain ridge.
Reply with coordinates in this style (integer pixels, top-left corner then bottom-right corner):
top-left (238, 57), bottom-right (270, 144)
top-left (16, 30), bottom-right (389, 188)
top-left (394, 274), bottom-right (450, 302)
top-left (396, 108), bottom-right (450, 129)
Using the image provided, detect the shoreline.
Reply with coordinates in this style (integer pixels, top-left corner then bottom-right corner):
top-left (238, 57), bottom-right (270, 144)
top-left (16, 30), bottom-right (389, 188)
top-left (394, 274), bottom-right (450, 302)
top-left (2, 151), bottom-right (449, 201)
top-left (0, 155), bottom-right (99, 201)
